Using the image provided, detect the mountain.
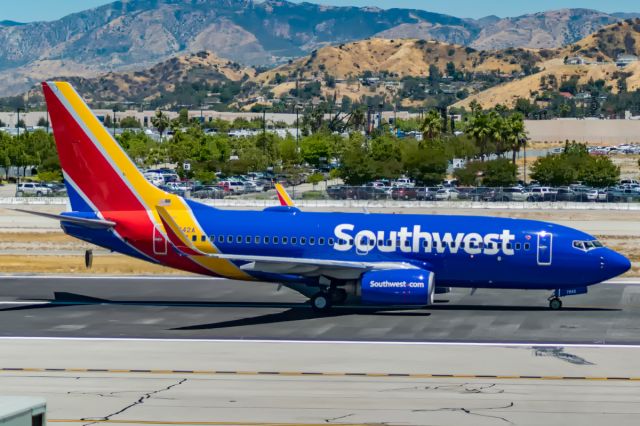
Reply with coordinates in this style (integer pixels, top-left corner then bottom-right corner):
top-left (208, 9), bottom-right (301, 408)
top-left (25, 51), bottom-right (253, 106)
top-left (470, 9), bottom-right (620, 50)
top-left (0, 1), bottom-right (639, 98)
top-left (0, 0), bottom-right (478, 96)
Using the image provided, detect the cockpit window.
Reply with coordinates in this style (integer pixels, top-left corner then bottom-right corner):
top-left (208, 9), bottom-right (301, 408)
top-left (573, 240), bottom-right (603, 252)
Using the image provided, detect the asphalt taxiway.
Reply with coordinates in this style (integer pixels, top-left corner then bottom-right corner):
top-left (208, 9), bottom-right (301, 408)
top-left (2, 276), bottom-right (640, 425)
top-left (1, 276), bottom-right (640, 343)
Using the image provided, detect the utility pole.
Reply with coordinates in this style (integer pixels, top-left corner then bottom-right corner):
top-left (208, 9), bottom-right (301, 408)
top-left (112, 107), bottom-right (117, 137)
top-left (16, 108), bottom-right (23, 138)
top-left (295, 105), bottom-right (300, 154)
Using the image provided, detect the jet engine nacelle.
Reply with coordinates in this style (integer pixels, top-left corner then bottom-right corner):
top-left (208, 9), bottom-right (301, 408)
top-left (360, 269), bottom-right (435, 305)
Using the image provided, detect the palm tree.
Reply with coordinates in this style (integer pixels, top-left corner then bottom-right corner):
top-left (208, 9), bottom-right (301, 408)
top-left (505, 113), bottom-right (528, 164)
top-left (151, 109), bottom-right (170, 142)
top-left (349, 108), bottom-right (366, 132)
top-left (421, 109), bottom-right (442, 141)
top-left (466, 112), bottom-right (492, 161)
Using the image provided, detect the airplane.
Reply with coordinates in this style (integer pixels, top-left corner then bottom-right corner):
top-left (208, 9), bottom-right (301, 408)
top-left (19, 81), bottom-right (632, 313)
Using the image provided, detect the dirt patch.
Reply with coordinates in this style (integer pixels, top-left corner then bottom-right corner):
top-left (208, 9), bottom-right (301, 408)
top-left (0, 255), bottom-right (190, 275)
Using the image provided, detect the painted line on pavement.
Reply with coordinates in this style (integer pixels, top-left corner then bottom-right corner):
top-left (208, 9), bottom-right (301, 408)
top-left (2, 367), bottom-right (638, 382)
top-left (1, 336), bottom-right (640, 348)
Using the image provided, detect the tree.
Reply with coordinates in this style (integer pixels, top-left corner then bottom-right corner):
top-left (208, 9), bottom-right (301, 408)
top-left (466, 111), bottom-right (493, 160)
top-left (300, 132), bottom-right (332, 167)
top-left (37, 117), bottom-right (49, 128)
top-left (119, 116), bottom-right (142, 128)
top-left (427, 64), bottom-right (441, 87)
top-left (151, 110), bottom-right (170, 141)
top-left (483, 158), bottom-right (517, 187)
top-left (420, 110), bottom-right (442, 141)
top-left (178, 108), bottom-right (190, 127)
top-left (503, 113), bottom-right (528, 164)
top-left (339, 133), bottom-right (374, 185)
top-left (404, 139), bottom-right (449, 185)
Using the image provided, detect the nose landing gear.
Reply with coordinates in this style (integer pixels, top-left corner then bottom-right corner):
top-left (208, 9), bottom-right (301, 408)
top-left (548, 287), bottom-right (588, 310)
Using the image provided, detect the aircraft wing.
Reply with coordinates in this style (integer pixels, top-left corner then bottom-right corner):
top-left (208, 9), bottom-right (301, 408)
top-left (12, 209), bottom-right (116, 229)
top-left (156, 204), bottom-right (417, 278)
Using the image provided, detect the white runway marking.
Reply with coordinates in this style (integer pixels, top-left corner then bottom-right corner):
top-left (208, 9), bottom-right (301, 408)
top-left (0, 336), bottom-right (639, 349)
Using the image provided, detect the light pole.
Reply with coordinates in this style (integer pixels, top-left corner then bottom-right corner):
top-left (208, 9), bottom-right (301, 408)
top-left (112, 107), bottom-right (117, 137)
top-left (16, 107), bottom-right (24, 138)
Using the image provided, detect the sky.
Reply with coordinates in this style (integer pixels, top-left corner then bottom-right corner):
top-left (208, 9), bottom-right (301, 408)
top-left (1, 0), bottom-right (639, 22)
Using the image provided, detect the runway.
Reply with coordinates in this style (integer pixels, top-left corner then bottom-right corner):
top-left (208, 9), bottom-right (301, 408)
top-left (2, 276), bottom-right (640, 425)
top-left (1, 276), bottom-right (640, 344)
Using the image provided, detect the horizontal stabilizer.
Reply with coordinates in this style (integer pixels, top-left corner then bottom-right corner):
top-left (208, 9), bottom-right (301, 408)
top-left (13, 209), bottom-right (116, 229)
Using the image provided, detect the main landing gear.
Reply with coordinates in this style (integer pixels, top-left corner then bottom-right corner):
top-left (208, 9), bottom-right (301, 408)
top-left (310, 288), bottom-right (348, 312)
top-left (311, 292), bottom-right (331, 312)
top-left (548, 297), bottom-right (563, 310)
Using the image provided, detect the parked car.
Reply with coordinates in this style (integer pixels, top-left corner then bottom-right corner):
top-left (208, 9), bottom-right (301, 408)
top-left (460, 187), bottom-right (492, 201)
top-left (218, 180), bottom-right (245, 194)
top-left (355, 186), bottom-right (388, 200)
top-left (191, 185), bottom-right (225, 199)
top-left (492, 187), bottom-right (533, 202)
top-left (586, 189), bottom-right (607, 202)
top-left (529, 186), bottom-right (557, 201)
top-left (391, 186), bottom-right (418, 200)
top-left (16, 183), bottom-right (52, 197)
top-left (555, 187), bottom-right (578, 202)
top-left (435, 188), bottom-right (460, 200)
top-left (416, 187), bottom-right (439, 201)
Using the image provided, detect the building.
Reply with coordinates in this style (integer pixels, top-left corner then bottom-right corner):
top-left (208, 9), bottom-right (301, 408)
top-left (565, 56), bottom-right (586, 65)
top-left (616, 54), bottom-right (639, 67)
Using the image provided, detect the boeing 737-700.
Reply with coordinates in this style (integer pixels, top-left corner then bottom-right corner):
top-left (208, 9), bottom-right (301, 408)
top-left (18, 82), bottom-right (632, 312)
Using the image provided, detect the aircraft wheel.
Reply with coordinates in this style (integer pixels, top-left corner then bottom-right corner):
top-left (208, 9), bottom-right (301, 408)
top-left (311, 292), bottom-right (332, 312)
top-left (549, 298), bottom-right (563, 310)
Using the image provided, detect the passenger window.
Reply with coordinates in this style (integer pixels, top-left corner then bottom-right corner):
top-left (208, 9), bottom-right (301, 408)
top-left (236, 236), bottom-right (242, 243)
top-left (369, 239), bottom-right (375, 247)
top-left (218, 236), bottom-right (224, 243)
top-left (524, 243), bottom-right (530, 251)
top-left (246, 236), bottom-right (251, 244)
top-left (254, 236), bottom-right (260, 244)
top-left (209, 235), bottom-right (215, 241)
top-left (291, 237), bottom-right (297, 244)
top-left (282, 237), bottom-right (288, 244)
top-left (319, 238), bottom-right (325, 245)
top-left (300, 237), bottom-right (306, 245)
top-left (309, 238), bottom-right (315, 245)
top-left (328, 238), bottom-right (335, 246)
top-left (388, 239), bottom-right (393, 247)
top-left (191, 235), bottom-right (197, 242)
top-left (273, 237), bottom-right (279, 244)
top-left (201, 235), bottom-right (206, 242)
top-left (515, 243), bottom-right (521, 250)
top-left (264, 236), bottom-right (270, 244)
top-left (506, 243), bottom-right (512, 250)
top-left (227, 236), bottom-right (233, 243)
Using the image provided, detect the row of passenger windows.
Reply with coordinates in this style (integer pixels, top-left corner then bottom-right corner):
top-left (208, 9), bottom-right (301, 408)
top-left (190, 233), bottom-right (531, 251)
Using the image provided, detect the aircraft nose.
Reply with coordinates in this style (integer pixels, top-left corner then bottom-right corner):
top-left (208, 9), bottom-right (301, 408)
top-left (605, 250), bottom-right (631, 279)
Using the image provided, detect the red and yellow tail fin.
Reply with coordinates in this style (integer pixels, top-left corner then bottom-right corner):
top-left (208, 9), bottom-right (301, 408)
top-left (275, 183), bottom-right (295, 207)
top-left (43, 81), bottom-right (166, 213)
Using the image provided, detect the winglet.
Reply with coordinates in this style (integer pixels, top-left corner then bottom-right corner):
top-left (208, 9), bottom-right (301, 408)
top-left (275, 183), bottom-right (295, 207)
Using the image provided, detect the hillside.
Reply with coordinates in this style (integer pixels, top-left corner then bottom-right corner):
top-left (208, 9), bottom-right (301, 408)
top-left (25, 51), bottom-right (253, 106)
top-left (0, 0), bottom-right (637, 97)
top-left (456, 19), bottom-right (640, 109)
top-left (256, 38), bottom-right (545, 83)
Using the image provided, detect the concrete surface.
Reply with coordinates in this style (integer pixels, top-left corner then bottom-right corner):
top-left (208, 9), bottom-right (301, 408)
top-left (1, 276), bottom-right (640, 344)
top-left (1, 338), bottom-right (640, 426)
